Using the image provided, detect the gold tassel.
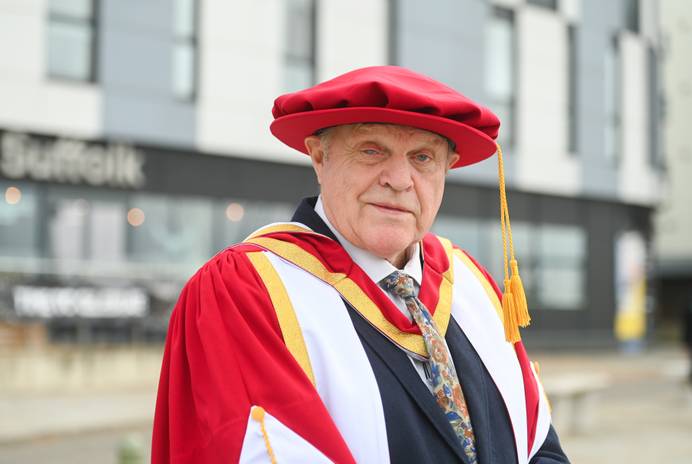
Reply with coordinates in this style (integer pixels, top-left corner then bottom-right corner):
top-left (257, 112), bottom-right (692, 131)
top-left (510, 259), bottom-right (531, 327)
top-left (497, 143), bottom-right (531, 343)
top-left (502, 279), bottom-right (521, 343)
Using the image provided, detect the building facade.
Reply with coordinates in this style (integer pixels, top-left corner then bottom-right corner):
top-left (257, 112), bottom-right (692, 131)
top-left (0, 0), bottom-right (663, 347)
top-left (654, 0), bottom-right (692, 338)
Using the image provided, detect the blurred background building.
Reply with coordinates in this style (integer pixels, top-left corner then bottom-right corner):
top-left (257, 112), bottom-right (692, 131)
top-left (654, 0), bottom-right (692, 343)
top-left (0, 0), bottom-right (666, 353)
top-left (5, 2), bottom-right (692, 463)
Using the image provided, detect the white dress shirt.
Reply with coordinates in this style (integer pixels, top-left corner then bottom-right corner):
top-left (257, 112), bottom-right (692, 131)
top-left (314, 196), bottom-right (433, 391)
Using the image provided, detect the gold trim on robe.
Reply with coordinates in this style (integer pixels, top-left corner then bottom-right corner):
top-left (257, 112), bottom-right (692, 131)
top-left (244, 232), bottom-right (455, 359)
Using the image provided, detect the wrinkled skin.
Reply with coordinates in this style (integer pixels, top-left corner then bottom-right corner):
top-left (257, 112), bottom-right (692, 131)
top-left (305, 123), bottom-right (459, 268)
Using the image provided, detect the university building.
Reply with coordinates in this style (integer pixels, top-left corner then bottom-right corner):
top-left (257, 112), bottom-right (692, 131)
top-left (0, 0), bottom-right (663, 348)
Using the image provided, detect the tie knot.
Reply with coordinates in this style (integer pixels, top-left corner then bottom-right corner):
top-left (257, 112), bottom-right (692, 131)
top-left (381, 271), bottom-right (416, 299)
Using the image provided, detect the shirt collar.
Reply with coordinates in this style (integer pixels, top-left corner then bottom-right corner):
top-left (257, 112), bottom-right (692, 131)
top-left (315, 196), bottom-right (423, 286)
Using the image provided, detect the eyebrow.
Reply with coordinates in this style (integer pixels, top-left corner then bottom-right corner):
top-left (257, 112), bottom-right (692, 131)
top-left (354, 136), bottom-right (447, 155)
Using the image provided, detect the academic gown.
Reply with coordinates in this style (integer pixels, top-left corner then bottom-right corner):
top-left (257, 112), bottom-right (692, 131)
top-left (152, 197), bottom-right (569, 464)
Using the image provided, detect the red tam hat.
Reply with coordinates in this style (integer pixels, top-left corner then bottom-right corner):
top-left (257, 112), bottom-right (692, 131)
top-left (270, 65), bottom-right (500, 168)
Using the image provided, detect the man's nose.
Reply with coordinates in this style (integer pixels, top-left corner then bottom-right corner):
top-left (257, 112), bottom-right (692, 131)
top-left (379, 154), bottom-right (414, 191)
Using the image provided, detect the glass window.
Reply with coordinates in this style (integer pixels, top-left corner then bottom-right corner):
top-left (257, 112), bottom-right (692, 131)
top-left (535, 224), bottom-right (586, 310)
top-left (567, 24), bottom-right (578, 154)
top-left (604, 36), bottom-right (621, 164)
top-left (283, 0), bottom-right (316, 92)
top-left (88, 201), bottom-right (127, 263)
top-left (172, 0), bottom-right (197, 100)
top-left (47, 0), bottom-right (96, 81)
top-left (48, 196), bottom-right (90, 262)
top-left (433, 215), bottom-right (586, 311)
top-left (482, 221), bottom-right (534, 295)
top-left (484, 221), bottom-right (585, 311)
top-left (42, 188), bottom-right (130, 272)
top-left (128, 194), bottom-right (213, 268)
top-left (432, 216), bottom-right (483, 258)
top-left (485, 7), bottom-right (516, 148)
top-left (507, 222), bottom-right (534, 294)
top-left (431, 216), bottom-right (534, 290)
top-left (0, 182), bottom-right (38, 258)
top-left (624, 0), bottom-right (639, 33)
top-left (50, 0), bottom-right (93, 18)
top-left (216, 199), bottom-right (294, 251)
top-left (647, 44), bottom-right (661, 168)
top-left (527, 0), bottom-right (557, 10)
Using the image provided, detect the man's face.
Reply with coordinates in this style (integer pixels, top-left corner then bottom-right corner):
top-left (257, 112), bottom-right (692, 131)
top-left (305, 123), bottom-right (459, 267)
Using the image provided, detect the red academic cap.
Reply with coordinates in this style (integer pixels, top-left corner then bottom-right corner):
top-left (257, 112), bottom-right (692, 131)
top-left (270, 65), bottom-right (500, 168)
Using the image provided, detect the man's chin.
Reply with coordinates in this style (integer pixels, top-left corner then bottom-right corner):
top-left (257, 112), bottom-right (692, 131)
top-left (360, 231), bottom-right (416, 263)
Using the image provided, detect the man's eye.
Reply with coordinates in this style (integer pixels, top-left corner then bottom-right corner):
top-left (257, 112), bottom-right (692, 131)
top-left (414, 153), bottom-right (432, 163)
top-left (362, 149), bottom-right (380, 156)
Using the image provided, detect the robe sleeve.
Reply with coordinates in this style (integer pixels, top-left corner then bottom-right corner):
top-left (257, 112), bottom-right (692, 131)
top-left (152, 247), bottom-right (355, 464)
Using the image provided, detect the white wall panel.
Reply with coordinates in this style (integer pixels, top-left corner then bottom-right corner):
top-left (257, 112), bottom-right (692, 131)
top-left (560, 0), bottom-right (581, 23)
top-left (0, 0), bottom-right (101, 137)
top-left (515, 7), bottom-right (581, 195)
top-left (196, 0), bottom-right (300, 163)
top-left (655, 0), bottom-right (692, 259)
top-left (317, 0), bottom-right (388, 81)
top-left (618, 33), bottom-right (660, 204)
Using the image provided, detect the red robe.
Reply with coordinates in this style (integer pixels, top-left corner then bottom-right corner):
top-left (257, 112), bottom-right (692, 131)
top-left (152, 243), bottom-right (356, 463)
top-left (152, 229), bottom-right (543, 463)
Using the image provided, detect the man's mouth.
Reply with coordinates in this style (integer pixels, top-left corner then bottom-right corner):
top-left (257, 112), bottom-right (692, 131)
top-left (370, 202), bottom-right (411, 214)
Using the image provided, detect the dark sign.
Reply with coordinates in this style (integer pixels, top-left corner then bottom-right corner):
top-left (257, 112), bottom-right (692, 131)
top-left (1, 132), bottom-right (145, 188)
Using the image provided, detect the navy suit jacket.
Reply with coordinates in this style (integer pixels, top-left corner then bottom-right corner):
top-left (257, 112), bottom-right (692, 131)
top-left (292, 198), bottom-right (569, 464)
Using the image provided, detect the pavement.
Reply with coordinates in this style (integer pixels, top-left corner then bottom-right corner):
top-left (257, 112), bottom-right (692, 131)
top-left (0, 346), bottom-right (690, 463)
top-left (534, 347), bottom-right (692, 464)
top-left (0, 389), bottom-right (156, 445)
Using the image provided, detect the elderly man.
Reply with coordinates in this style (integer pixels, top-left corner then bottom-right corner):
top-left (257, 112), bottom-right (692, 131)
top-left (152, 66), bottom-right (569, 463)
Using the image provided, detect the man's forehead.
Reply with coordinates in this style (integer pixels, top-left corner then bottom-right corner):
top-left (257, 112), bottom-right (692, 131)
top-left (333, 123), bottom-right (450, 147)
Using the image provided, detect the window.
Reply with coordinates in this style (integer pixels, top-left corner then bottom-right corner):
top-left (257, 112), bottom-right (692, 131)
top-left (216, 200), bottom-right (294, 249)
top-left (0, 182), bottom-right (38, 258)
top-left (432, 217), bottom-right (483, 259)
top-left (535, 225), bottom-right (586, 310)
top-left (567, 24), bottom-right (578, 154)
top-left (624, 0), bottom-right (639, 34)
top-left (127, 193), bottom-right (213, 268)
top-left (44, 189), bottom-right (127, 267)
top-left (283, 0), bottom-right (316, 92)
top-left (433, 215), bottom-right (586, 311)
top-left (485, 7), bottom-right (516, 148)
top-left (527, 0), bottom-right (557, 10)
top-left (48, 197), bottom-right (91, 262)
top-left (172, 0), bottom-right (198, 100)
top-left (604, 36), bottom-right (621, 164)
top-left (387, 0), bottom-right (399, 65)
top-left (647, 44), bottom-right (662, 168)
top-left (47, 0), bottom-right (97, 81)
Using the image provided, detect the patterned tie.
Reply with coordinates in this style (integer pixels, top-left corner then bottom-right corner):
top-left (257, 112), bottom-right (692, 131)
top-left (382, 271), bottom-right (477, 463)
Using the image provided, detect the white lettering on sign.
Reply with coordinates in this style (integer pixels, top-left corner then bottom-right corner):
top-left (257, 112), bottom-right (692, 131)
top-left (13, 286), bottom-right (149, 318)
top-left (0, 132), bottom-right (145, 188)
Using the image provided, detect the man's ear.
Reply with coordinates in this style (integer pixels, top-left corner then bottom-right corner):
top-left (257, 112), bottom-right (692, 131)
top-left (304, 135), bottom-right (325, 184)
top-left (447, 152), bottom-right (460, 171)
